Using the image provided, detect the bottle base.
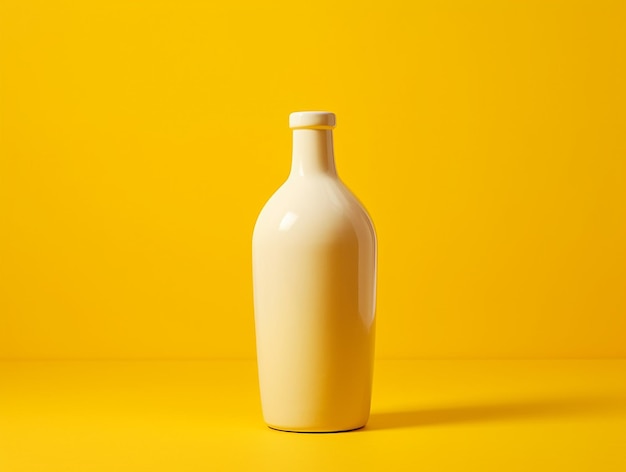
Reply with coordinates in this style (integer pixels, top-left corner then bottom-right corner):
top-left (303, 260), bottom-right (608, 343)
top-left (266, 423), bottom-right (366, 434)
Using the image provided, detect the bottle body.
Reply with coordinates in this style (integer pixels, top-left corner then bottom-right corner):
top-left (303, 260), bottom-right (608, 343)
top-left (252, 112), bottom-right (377, 432)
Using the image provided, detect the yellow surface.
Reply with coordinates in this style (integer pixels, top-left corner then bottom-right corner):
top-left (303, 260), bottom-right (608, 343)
top-left (1, 360), bottom-right (625, 471)
top-left (1, 0), bottom-right (626, 359)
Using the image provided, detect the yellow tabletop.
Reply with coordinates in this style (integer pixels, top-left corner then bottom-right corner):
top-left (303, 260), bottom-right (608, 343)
top-left (1, 360), bottom-right (624, 471)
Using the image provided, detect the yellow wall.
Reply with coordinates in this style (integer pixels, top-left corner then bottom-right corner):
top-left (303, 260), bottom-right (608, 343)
top-left (1, 0), bottom-right (624, 359)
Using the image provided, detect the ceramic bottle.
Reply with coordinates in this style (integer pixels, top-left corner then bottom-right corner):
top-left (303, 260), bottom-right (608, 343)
top-left (252, 111), bottom-right (377, 432)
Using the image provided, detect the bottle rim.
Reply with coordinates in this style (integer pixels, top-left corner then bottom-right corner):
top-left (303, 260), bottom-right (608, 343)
top-left (289, 111), bottom-right (336, 130)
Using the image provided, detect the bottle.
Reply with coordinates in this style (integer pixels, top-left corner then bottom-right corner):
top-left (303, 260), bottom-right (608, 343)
top-left (252, 111), bottom-right (377, 432)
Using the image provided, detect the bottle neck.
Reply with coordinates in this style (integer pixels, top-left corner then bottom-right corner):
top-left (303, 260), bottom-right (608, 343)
top-left (289, 129), bottom-right (337, 177)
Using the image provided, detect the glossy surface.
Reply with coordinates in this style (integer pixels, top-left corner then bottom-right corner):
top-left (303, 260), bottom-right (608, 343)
top-left (252, 113), bottom-right (377, 431)
top-left (1, 360), bottom-right (625, 471)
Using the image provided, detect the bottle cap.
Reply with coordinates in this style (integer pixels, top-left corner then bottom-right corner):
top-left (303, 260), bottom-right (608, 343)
top-left (289, 111), bottom-right (336, 130)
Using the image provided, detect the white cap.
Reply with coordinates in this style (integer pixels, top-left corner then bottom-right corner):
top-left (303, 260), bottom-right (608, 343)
top-left (289, 111), bottom-right (336, 130)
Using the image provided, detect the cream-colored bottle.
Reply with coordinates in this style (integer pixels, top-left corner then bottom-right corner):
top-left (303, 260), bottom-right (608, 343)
top-left (252, 111), bottom-right (377, 432)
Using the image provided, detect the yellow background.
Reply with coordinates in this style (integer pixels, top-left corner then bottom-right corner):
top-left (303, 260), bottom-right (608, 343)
top-left (1, 0), bottom-right (625, 360)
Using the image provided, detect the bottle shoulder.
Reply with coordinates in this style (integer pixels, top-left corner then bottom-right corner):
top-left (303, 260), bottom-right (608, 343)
top-left (253, 176), bottom-right (375, 244)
